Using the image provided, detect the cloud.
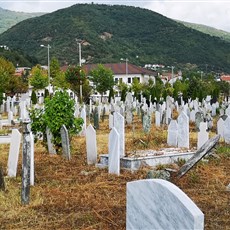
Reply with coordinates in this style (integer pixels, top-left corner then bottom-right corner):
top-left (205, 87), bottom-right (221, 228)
top-left (143, 1), bottom-right (230, 32)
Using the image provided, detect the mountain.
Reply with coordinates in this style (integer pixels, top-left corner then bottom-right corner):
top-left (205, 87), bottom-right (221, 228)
top-left (0, 4), bottom-right (230, 72)
top-left (177, 20), bottom-right (230, 43)
top-left (0, 7), bottom-right (45, 34)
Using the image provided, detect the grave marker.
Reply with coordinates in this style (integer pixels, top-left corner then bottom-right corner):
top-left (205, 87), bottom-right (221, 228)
top-left (60, 125), bottom-right (71, 160)
top-left (7, 129), bottom-right (21, 177)
top-left (126, 179), bottom-right (204, 230)
top-left (108, 127), bottom-right (120, 175)
top-left (86, 124), bottom-right (97, 165)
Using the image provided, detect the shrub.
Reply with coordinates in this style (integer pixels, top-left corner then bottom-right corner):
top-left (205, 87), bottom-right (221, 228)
top-left (30, 90), bottom-right (84, 151)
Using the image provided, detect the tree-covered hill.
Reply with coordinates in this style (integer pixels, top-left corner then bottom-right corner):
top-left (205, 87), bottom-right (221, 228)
top-left (176, 20), bottom-right (230, 43)
top-left (0, 4), bottom-right (230, 72)
top-left (0, 7), bottom-right (45, 34)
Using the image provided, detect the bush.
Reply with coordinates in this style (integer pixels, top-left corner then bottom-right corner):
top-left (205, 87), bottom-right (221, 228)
top-left (30, 90), bottom-right (84, 151)
top-left (31, 90), bottom-right (37, 104)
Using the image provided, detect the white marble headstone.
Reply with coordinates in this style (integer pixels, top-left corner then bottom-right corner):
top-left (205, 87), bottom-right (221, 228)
top-left (217, 117), bottom-right (224, 138)
top-left (109, 114), bottom-right (113, 129)
top-left (223, 116), bottom-right (230, 144)
top-left (197, 122), bottom-right (209, 149)
top-left (167, 119), bottom-right (178, 147)
top-left (113, 112), bottom-right (125, 157)
top-left (80, 107), bottom-right (87, 136)
top-left (86, 124), bottom-right (97, 165)
top-left (177, 111), bottom-right (189, 148)
top-left (108, 127), bottom-right (120, 175)
top-left (126, 179), bottom-right (204, 230)
top-left (155, 111), bottom-right (161, 127)
top-left (7, 129), bottom-right (21, 177)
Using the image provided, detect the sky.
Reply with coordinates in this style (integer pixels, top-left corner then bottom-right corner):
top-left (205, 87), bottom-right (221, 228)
top-left (1, 0), bottom-right (230, 32)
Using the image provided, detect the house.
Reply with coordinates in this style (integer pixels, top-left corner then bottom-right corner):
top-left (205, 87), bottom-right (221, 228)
top-left (61, 63), bottom-right (157, 101)
top-left (61, 63), bottom-right (157, 85)
top-left (220, 75), bottom-right (230, 83)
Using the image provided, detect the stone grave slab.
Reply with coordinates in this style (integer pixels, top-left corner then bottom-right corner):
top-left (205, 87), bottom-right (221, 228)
top-left (126, 179), bottom-right (204, 230)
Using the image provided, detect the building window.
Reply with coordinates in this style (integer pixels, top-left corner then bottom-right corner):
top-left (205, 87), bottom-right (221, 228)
top-left (115, 78), bottom-right (118, 83)
top-left (128, 77), bottom-right (131, 83)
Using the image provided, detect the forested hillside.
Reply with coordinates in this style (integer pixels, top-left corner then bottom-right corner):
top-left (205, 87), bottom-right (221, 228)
top-left (0, 7), bottom-right (44, 34)
top-left (0, 4), bottom-right (230, 72)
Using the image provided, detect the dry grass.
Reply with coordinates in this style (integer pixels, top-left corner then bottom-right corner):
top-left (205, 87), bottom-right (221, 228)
top-left (0, 113), bottom-right (229, 230)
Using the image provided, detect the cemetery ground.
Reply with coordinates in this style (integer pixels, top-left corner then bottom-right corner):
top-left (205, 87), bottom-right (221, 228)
top-left (0, 114), bottom-right (229, 230)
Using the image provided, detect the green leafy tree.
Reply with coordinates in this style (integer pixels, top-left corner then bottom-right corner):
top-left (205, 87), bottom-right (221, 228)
top-left (131, 77), bottom-right (143, 99)
top-left (65, 65), bottom-right (87, 103)
top-left (53, 71), bottom-right (70, 90)
top-left (29, 65), bottom-right (48, 90)
top-left (0, 57), bottom-right (15, 104)
top-left (31, 90), bottom-right (37, 104)
top-left (29, 90), bottom-right (84, 151)
top-left (50, 57), bottom-right (60, 79)
top-left (89, 64), bottom-right (114, 101)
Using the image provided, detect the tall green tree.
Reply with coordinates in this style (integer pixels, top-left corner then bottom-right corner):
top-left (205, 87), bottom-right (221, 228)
top-left (65, 65), bottom-right (89, 103)
top-left (50, 57), bottom-right (60, 79)
top-left (89, 64), bottom-right (114, 100)
top-left (29, 65), bottom-right (48, 90)
top-left (0, 57), bottom-right (15, 104)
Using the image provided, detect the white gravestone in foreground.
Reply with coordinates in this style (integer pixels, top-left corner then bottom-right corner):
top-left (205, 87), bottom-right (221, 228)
top-left (7, 129), bottom-right (21, 177)
top-left (108, 127), bottom-right (120, 175)
top-left (30, 132), bottom-right (34, 186)
top-left (126, 179), bottom-right (204, 230)
top-left (86, 124), bottom-right (97, 165)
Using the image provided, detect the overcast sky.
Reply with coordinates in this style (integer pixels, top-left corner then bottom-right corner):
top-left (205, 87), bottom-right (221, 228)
top-left (1, 0), bottom-right (230, 32)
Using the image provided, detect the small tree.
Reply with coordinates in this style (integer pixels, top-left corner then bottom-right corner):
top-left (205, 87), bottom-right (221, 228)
top-left (89, 64), bottom-right (114, 101)
top-left (29, 65), bottom-right (48, 90)
top-left (29, 90), bottom-right (84, 151)
top-left (65, 65), bottom-right (87, 103)
top-left (31, 90), bottom-right (37, 104)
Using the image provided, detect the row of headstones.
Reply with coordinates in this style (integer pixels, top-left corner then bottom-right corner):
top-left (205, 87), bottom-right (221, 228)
top-left (167, 113), bottom-right (230, 148)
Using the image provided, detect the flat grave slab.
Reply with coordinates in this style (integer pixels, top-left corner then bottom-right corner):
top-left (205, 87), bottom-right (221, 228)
top-left (99, 148), bottom-right (195, 171)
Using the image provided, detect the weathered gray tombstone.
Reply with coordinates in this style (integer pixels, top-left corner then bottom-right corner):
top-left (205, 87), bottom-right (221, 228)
top-left (177, 111), bottom-right (189, 148)
top-left (0, 165), bottom-right (5, 191)
top-left (7, 129), bottom-right (22, 177)
top-left (197, 122), bottom-right (209, 149)
top-left (30, 132), bottom-right (34, 186)
top-left (167, 119), bottom-right (178, 147)
top-left (223, 116), bottom-right (230, 144)
top-left (86, 124), bottom-right (97, 165)
top-left (93, 106), bottom-right (99, 130)
top-left (195, 111), bottom-right (204, 131)
top-left (143, 113), bottom-right (151, 133)
top-left (177, 135), bottom-right (220, 178)
top-left (108, 127), bottom-right (120, 175)
top-left (46, 128), bottom-right (56, 154)
top-left (21, 121), bottom-right (31, 205)
top-left (113, 112), bottom-right (125, 157)
top-left (126, 179), bottom-right (204, 230)
top-left (60, 125), bottom-right (71, 160)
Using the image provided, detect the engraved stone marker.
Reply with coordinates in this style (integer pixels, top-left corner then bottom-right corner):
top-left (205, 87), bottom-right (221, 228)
top-left (60, 125), bottom-right (71, 160)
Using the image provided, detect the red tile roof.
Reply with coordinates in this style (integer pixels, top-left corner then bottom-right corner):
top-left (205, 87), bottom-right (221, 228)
top-left (221, 75), bottom-right (230, 82)
top-left (61, 63), bottom-right (157, 76)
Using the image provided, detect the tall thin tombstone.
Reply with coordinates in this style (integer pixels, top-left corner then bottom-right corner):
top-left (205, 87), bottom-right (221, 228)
top-left (86, 124), bottom-right (97, 164)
